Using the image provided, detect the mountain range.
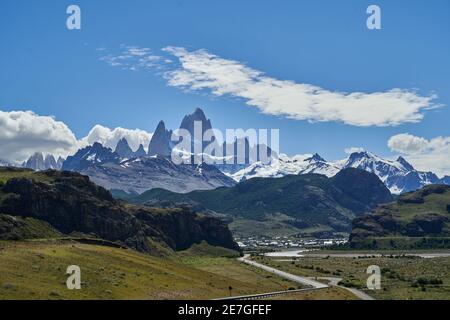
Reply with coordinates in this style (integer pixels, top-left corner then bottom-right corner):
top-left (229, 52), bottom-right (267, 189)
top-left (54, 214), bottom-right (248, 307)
top-left (230, 150), bottom-right (450, 194)
top-left (121, 168), bottom-right (393, 237)
top-left (59, 108), bottom-right (274, 193)
top-left (3, 108), bottom-right (449, 195)
top-left (62, 142), bottom-right (236, 194)
top-left (22, 153), bottom-right (65, 171)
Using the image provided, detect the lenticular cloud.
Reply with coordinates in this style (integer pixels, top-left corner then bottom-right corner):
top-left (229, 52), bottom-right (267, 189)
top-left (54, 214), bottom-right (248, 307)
top-left (162, 46), bottom-right (438, 127)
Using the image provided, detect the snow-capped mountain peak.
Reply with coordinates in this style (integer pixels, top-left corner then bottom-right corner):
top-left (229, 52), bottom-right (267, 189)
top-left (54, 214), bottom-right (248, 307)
top-left (62, 142), bottom-right (121, 171)
top-left (230, 150), bottom-right (449, 194)
top-left (396, 156), bottom-right (415, 172)
top-left (305, 153), bottom-right (326, 163)
top-left (342, 151), bottom-right (408, 182)
top-left (230, 153), bottom-right (340, 182)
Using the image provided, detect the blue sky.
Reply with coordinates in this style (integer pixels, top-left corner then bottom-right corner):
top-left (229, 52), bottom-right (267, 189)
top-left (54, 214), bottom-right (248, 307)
top-left (1, 0), bottom-right (449, 173)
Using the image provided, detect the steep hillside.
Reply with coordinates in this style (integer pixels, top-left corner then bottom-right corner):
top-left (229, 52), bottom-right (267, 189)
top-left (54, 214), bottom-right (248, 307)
top-left (123, 168), bottom-right (393, 234)
top-left (0, 168), bottom-right (240, 254)
top-left (350, 185), bottom-right (450, 249)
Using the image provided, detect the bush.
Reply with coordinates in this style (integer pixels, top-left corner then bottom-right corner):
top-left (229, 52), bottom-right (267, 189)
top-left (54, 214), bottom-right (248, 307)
top-left (412, 277), bottom-right (443, 287)
top-left (338, 279), bottom-right (363, 289)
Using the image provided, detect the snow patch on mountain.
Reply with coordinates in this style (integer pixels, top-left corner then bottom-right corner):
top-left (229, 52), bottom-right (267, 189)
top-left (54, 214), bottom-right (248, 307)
top-left (230, 153), bottom-right (340, 181)
top-left (230, 150), bottom-right (449, 194)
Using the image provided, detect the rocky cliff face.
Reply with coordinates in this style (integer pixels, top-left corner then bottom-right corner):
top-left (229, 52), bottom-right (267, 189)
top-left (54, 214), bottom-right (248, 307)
top-left (135, 207), bottom-right (239, 251)
top-left (134, 144), bottom-right (147, 157)
top-left (0, 170), bottom-right (240, 254)
top-left (24, 153), bottom-right (63, 171)
top-left (115, 138), bottom-right (135, 158)
top-left (148, 121), bottom-right (173, 156)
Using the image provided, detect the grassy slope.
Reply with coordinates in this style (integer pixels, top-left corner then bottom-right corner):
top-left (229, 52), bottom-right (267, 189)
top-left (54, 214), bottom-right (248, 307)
top-left (0, 214), bottom-right (62, 240)
top-left (0, 241), bottom-right (303, 300)
top-left (267, 287), bottom-right (357, 300)
top-left (257, 255), bottom-right (450, 300)
top-left (0, 168), bottom-right (52, 185)
top-left (390, 192), bottom-right (450, 222)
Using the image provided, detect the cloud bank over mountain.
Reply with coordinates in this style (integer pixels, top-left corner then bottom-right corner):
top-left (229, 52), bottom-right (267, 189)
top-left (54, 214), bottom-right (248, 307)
top-left (388, 133), bottom-right (450, 177)
top-left (79, 125), bottom-right (152, 152)
top-left (0, 110), bottom-right (78, 163)
top-left (0, 110), bottom-right (153, 164)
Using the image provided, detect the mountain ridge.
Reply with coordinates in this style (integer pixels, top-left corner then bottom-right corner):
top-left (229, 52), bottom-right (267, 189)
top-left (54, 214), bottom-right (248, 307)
top-left (62, 142), bottom-right (236, 194)
top-left (6, 108), bottom-right (449, 195)
top-left (231, 150), bottom-right (449, 194)
top-left (120, 168), bottom-right (393, 236)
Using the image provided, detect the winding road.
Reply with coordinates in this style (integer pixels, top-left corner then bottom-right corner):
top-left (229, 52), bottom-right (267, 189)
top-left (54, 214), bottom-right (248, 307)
top-left (238, 254), bottom-right (328, 289)
top-left (228, 254), bottom-right (375, 300)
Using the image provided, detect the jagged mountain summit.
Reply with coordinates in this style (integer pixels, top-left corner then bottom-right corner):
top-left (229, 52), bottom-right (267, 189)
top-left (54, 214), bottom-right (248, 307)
top-left (62, 142), bottom-right (121, 171)
top-left (57, 156), bottom-right (65, 169)
top-left (62, 140), bottom-right (236, 194)
top-left (179, 107), bottom-right (213, 138)
top-left (179, 107), bottom-right (216, 153)
top-left (148, 121), bottom-right (173, 156)
top-left (149, 108), bottom-right (274, 167)
top-left (25, 152), bottom-right (45, 170)
top-left (60, 108), bottom-right (256, 194)
top-left (115, 137), bottom-right (135, 158)
top-left (44, 154), bottom-right (57, 170)
top-left (231, 150), bottom-right (449, 194)
top-left (134, 144), bottom-right (147, 157)
top-left (339, 151), bottom-right (442, 194)
top-left (24, 152), bottom-right (64, 171)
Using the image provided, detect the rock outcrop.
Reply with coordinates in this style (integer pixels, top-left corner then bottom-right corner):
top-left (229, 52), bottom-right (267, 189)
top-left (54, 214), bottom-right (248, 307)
top-left (115, 138), bottom-right (135, 158)
top-left (0, 170), bottom-right (240, 254)
top-left (148, 121), bottom-right (172, 156)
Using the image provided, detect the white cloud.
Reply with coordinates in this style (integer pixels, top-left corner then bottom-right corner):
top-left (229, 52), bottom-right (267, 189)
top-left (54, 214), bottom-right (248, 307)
top-left (0, 110), bottom-right (79, 163)
top-left (344, 147), bottom-right (366, 154)
top-left (387, 133), bottom-right (429, 154)
top-left (388, 133), bottom-right (450, 177)
top-left (0, 110), bottom-right (153, 164)
top-left (99, 46), bottom-right (167, 71)
top-left (79, 125), bottom-right (152, 152)
top-left (161, 46), bottom-right (439, 127)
